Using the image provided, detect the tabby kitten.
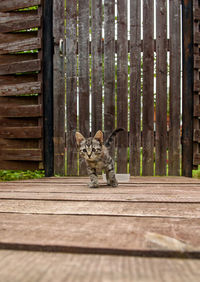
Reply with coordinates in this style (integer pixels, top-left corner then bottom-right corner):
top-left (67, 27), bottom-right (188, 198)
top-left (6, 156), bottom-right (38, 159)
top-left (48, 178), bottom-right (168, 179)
top-left (75, 128), bottom-right (124, 188)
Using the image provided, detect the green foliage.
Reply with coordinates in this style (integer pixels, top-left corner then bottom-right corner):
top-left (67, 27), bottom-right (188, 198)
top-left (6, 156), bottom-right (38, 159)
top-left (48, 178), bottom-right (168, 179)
top-left (0, 170), bottom-right (45, 181)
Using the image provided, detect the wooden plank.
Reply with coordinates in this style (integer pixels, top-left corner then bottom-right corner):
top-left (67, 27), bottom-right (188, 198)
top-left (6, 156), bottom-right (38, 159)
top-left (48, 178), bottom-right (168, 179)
top-left (66, 0), bottom-right (78, 175)
top-left (1, 189), bottom-right (200, 203)
top-left (0, 199), bottom-right (200, 218)
top-left (168, 0), bottom-right (181, 176)
top-left (129, 0), bottom-right (141, 176)
top-left (0, 105), bottom-right (42, 117)
top-left (0, 161), bottom-right (42, 170)
top-left (0, 139), bottom-right (39, 149)
top-left (78, 0), bottom-right (90, 175)
top-left (0, 213), bottom-right (200, 257)
top-left (0, 149), bottom-right (42, 161)
top-left (0, 0), bottom-right (41, 12)
top-left (53, 0), bottom-right (65, 175)
top-left (0, 54), bottom-right (37, 65)
top-left (0, 37), bottom-right (41, 55)
top-left (104, 0), bottom-right (115, 158)
top-left (155, 0), bottom-right (167, 176)
top-left (117, 0), bottom-right (128, 173)
top-left (142, 0), bottom-right (154, 176)
top-left (1, 250), bottom-right (200, 282)
top-left (0, 117), bottom-right (38, 127)
top-left (0, 127), bottom-right (42, 139)
top-left (0, 59), bottom-right (41, 75)
top-left (0, 13), bottom-right (41, 33)
top-left (91, 0), bottom-right (102, 135)
top-left (182, 0), bottom-right (193, 176)
top-left (0, 82), bottom-right (41, 96)
top-left (0, 74), bottom-right (38, 86)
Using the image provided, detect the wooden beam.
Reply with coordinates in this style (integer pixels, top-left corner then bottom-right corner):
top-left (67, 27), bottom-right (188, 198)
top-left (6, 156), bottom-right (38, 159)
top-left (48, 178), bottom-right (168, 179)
top-left (182, 0), bottom-right (194, 177)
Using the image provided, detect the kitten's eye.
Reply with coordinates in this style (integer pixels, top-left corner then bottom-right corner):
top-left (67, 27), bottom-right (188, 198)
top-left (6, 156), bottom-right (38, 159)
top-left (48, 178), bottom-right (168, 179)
top-left (92, 148), bottom-right (96, 152)
top-left (83, 149), bottom-right (87, 153)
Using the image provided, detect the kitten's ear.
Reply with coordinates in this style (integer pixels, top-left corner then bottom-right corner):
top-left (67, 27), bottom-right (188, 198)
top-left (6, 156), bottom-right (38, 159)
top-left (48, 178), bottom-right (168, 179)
top-left (75, 132), bottom-right (85, 146)
top-left (94, 130), bottom-right (103, 144)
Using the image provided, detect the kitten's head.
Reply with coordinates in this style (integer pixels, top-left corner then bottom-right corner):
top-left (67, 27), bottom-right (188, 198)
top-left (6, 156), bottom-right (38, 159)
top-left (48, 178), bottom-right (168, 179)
top-left (75, 130), bottom-right (103, 161)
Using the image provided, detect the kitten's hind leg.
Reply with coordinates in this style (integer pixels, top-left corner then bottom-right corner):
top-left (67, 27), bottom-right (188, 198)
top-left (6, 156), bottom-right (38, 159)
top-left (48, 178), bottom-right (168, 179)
top-left (87, 166), bottom-right (99, 188)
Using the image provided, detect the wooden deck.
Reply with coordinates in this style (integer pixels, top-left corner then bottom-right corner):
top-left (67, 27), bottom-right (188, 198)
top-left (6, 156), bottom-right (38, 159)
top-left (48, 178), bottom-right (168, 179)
top-left (0, 177), bottom-right (200, 281)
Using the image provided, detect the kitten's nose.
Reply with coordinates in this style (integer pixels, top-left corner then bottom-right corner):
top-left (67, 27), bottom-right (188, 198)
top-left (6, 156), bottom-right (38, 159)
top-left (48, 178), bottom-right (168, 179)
top-left (88, 154), bottom-right (92, 158)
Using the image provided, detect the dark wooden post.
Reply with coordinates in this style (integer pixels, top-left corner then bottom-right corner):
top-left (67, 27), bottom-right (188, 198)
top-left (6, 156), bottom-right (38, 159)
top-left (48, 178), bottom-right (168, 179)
top-left (43, 0), bottom-right (54, 177)
top-left (182, 0), bottom-right (194, 177)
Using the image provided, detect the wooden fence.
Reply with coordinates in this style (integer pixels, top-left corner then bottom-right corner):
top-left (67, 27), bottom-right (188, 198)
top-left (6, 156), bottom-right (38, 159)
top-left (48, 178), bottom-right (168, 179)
top-left (54, 0), bottom-right (184, 176)
top-left (0, 0), bottom-right (43, 170)
top-left (0, 0), bottom-right (199, 177)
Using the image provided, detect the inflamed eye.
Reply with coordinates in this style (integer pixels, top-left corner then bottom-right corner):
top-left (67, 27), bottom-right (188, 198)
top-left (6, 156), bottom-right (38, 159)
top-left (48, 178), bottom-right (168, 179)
top-left (92, 148), bottom-right (96, 152)
top-left (83, 149), bottom-right (87, 153)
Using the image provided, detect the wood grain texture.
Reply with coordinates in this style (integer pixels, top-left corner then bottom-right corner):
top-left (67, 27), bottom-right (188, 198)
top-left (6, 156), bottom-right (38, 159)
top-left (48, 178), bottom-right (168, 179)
top-left (53, 0), bottom-right (65, 175)
top-left (155, 0), bottom-right (167, 176)
top-left (0, 82), bottom-right (41, 96)
top-left (91, 0), bottom-right (102, 135)
top-left (0, 13), bottom-right (41, 33)
top-left (0, 149), bottom-right (42, 161)
top-left (0, 127), bottom-right (42, 139)
top-left (0, 0), bottom-right (41, 12)
top-left (142, 0), bottom-right (154, 176)
top-left (66, 0), bottom-right (78, 176)
top-left (104, 0), bottom-right (115, 157)
top-left (0, 37), bottom-right (41, 55)
top-left (129, 0), bottom-right (141, 176)
top-left (0, 59), bottom-right (41, 75)
top-left (78, 0), bottom-right (90, 175)
top-left (168, 0), bottom-right (181, 176)
top-left (0, 105), bottom-right (42, 117)
top-left (0, 213), bottom-right (200, 257)
top-left (0, 199), bottom-right (200, 218)
top-left (117, 0), bottom-right (128, 173)
top-left (1, 250), bottom-right (200, 282)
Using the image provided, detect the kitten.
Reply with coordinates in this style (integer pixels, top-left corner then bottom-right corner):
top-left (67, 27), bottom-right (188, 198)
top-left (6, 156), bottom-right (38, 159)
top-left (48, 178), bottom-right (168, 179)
top-left (75, 128), bottom-right (124, 188)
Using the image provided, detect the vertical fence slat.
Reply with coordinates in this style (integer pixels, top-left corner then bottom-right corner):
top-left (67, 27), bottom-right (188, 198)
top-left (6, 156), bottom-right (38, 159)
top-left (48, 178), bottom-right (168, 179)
top-left (91, 0), bottom-right (102, 136)
top-left (168, 0), bottom-right (181, 176)
top-left (66, 0), bottom-right (77, 175)
top-left (155, 0), bottom-right (167, 175)
top-left (53, 0), bottom-right (65, 175)
top-left (129, 0), bottom-right (141, 176)
top-left (78, 0), bottom-right (90, 175)
top-left (117, 0), bottom-right (128, 173)
top-left (182, 0), bottom-right (193, 177)
top-left (104, 0), bottom-right (115, 157)
top-left (142, 0), bottom-right (154, 176)
top-left (43, 0), bottom-right (54, 176)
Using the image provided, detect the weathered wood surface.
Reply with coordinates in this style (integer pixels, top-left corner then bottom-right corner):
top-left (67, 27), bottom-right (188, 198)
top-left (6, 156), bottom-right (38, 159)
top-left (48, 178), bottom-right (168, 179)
top-left (0, 177), bottom-right (200, 281)
top-left (1, 250), bottom-right (200, 282)
top-left (91, 0), bottom-right (102, 135)
top-left (169, 0), bottom-right (181, 176)
top-left (0, 0), bottom-right (41, 12)
top-left (66, 0), bottom-right (78, 175)
top-left (142, 0), bottom-right (154, 176)
top-left (129, 0), bottom-right (141, 176)
top-left (0, 82), bottom-right (41, 96)
top-left (155, 0), bottom-right (167, 175)
top-left (117, 0), bottom-right (128, 173)
top-left (78, 0), bottom-right (90, 175)
top-left (53, 0), bottom-right (65, 175)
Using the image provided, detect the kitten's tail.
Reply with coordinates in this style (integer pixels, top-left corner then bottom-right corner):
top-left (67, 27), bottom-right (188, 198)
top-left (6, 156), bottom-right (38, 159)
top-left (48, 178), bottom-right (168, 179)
top-left (105, 128), bottom-right (124, 148)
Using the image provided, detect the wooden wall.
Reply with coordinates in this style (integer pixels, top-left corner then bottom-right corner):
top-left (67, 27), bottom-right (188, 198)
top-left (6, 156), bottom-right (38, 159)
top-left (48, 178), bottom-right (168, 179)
top-left (0, 0), bottom-right (43, 170)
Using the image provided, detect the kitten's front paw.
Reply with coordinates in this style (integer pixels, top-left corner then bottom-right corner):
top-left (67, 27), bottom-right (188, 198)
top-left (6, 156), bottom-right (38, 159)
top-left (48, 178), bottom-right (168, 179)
top-left (110, 181), bottom-right (118, 187)
top-left (88, 182), bottom-right (99, 188)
